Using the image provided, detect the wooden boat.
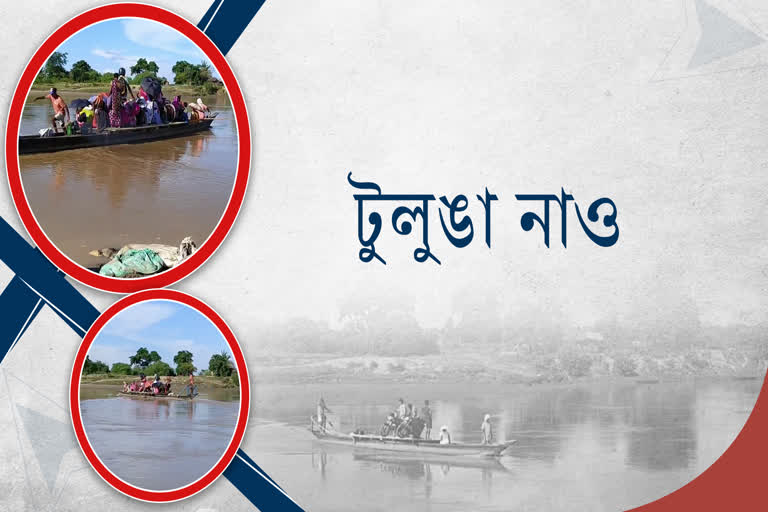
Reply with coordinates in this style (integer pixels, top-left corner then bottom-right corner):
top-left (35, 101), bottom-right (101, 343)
top-left (118, 391), bottom-right (195, 401)
top-left (310, 420), bottom-right (515, 457)
top-left (19, 115), bottom-right (216, 155)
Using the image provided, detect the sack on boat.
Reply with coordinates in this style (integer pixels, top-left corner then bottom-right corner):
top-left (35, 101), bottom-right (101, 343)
top-left (38, 128), bottom-right (54, 137)
top-left (99, 248), bottom-right (166, 277)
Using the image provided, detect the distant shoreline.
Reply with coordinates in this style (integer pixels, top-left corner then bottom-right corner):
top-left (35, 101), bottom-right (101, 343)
top-left (247, 352), bottom-right (767, 386)
top-left (80, 374), bottom-right (238, 388)
top-left (26, 84), bottom-right (229, 104)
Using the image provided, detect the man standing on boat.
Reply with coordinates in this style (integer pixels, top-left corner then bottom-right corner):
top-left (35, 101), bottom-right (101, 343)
top-left (421, 400), bottom-right (433, 439)
top-left (396, 398), bottom-right (408, 419)
top-left (32, 88), bottom-right (70, 133)
top-left (185, 372), bottom-right (198, 397)
top-left (317, 397), bottom-right (332, 431)
top-left (481, 414), bottom-right (493, 445)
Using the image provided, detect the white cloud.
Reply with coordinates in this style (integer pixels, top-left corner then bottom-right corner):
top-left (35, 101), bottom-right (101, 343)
top-left (92, 49), bottom-right (117, 59)
top-left (121, 19), bottom-right (200, 57)
top-left (91, 48), bottom-right (153, 74)
top-left (101, 301), bottom-right (179, 336)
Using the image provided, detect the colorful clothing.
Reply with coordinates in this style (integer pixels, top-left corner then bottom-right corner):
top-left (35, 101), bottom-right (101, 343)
top-left (117, 76), bottom-right (130, 101)
top-left (121, 101), bottom-right (136, 127)
top-left (109, 78), bottom-right (122, 128)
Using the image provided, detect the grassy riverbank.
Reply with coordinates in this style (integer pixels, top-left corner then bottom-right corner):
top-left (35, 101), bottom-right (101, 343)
top-left (26, 83), bottom-right (230, 105)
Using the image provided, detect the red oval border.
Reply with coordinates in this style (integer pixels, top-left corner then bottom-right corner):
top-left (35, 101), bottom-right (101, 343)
top-left (69, 289), bottom-right (250, 502)
top-left (6, 3), bottom-right (250, 294)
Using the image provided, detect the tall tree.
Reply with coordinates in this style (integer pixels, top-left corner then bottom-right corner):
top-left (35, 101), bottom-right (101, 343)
top-left (42, 51), bottom-right (68, 80)
top-left (172, 60), bottom-right (196, 84)
top-left (174, 350), bottom-right (196, 376)
top-left (130, 58), bottom-right (159, 76)
top-left (129, 347), bottom-right (151, 368)
top-left (70, 59), bottom-right (95, 82)
top-left (208, 351), bottom-right (233, 377)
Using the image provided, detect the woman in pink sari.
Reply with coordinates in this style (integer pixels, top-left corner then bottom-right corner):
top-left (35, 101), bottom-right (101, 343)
top-left (108, 74), bottom-right (122, 127)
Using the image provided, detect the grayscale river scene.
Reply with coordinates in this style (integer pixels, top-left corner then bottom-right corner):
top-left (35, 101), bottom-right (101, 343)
top-left (245, 378), bottom-right (760, 512)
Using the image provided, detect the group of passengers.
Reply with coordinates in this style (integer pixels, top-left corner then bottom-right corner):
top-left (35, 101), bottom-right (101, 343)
top-left (121, 372), bottom-right (199, 397)
top-left (34, 68), bottom-right (210, 134)
top-left (385, 398), bottom-right (494, 445)
top-left (315, 397), bottom-right (495, 445)
top-left (123, 373), bottom-right (173, 395)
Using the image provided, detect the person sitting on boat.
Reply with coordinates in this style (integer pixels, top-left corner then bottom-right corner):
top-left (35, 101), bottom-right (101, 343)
top-left (76, 111), bottom-right (90, 135)
top-left (91, 94), bottom-right (108, 132)
top-left (122, 381), bottom-right (130, 393)
top-left (380, 413), bottom-right (398, 436)
top-left (396, 398), bottom-right (407, 419)
top-left (151, 374), bottom-right (163, 394)
top-left (439, 426), bottom-right (452, 445)
top-left (164, 376), bottom-right (173, 395)
top-left (137, 84), bottom-right (149, 102)
top-left (138, 373), bottom-right (149, 392)
top-left (187, 98), bottom-right (209, 120)
top-left (481, 414), bottom-right (493, 445)
top-left (79, 104), bottom-right (94, 133)
top-left (32, 88), bottom-right (70, 133)
top-left (172, 96), bottom-right (187, 122)
top-left (121, 100), bottom-right (137, 127)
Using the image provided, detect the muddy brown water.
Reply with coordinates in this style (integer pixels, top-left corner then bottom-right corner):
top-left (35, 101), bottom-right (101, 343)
top-left (18, 103), bottom-right (238, 269)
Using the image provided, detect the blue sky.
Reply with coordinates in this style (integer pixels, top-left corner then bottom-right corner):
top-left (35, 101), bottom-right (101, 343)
top-left (88, 300), bottom-right (231, 374)
top-left (54, 18), bottom-right (216, 83)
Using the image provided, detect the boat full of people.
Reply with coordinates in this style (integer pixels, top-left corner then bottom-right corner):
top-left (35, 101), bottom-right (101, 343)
top-left (117, 373), bottom-right (199, 400)
top-left (309, 397), bottom-right (516, 458)
top-left (21, 72), bottom-right (216, 155)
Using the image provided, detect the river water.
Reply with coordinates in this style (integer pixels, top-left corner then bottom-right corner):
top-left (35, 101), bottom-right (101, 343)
top-left (244, 378), bottom-right (761, 512)
top-left (80, 387), bottom-right (239, 491)
top-left (18, 102), bottom-right (238, 269)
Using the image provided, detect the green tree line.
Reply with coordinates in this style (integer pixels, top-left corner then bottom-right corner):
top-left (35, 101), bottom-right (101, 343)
top-left (34, 51), bottom-right (221, 93)
top-left (82, 347), bottom-right (235, 379)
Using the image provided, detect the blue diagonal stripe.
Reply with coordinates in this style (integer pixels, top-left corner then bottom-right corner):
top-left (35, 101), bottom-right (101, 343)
top-left (0, 214), bottom-right (300, 510)
top-left (198, 0), bottom-right (268, 55)
top-left (224, 450), bottom-right (304, 511)
top-left (0, 275), bottom-right (43, 364)
top-left (0, 217), bottom-right (99, 339)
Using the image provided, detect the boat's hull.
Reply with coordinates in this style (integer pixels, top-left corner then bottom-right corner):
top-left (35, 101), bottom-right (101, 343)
top-left (312, 430), bottom-right (515, 457)
top-left (19, 118), bottom-right (215, 155)
top-left (118, 391), bottom-right (194, 401)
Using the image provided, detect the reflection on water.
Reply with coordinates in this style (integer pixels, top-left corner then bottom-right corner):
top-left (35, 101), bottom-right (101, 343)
top-left (246, 378), bottom-right (760, 512)
top-left (81, 396), bottom-right (238, 491)
top-left (19, 105), bottom-right (238, 268)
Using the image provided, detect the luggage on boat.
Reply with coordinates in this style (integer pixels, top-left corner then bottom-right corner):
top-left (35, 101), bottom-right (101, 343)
top-left (99, 248), bottom-right (166, 277)
top-left (140, 76), bottom-right (163, 100)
